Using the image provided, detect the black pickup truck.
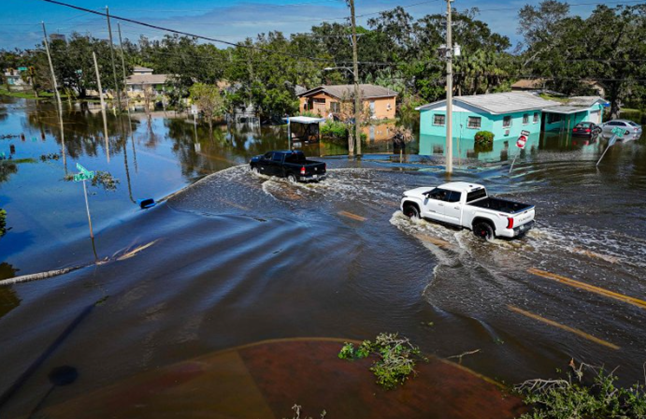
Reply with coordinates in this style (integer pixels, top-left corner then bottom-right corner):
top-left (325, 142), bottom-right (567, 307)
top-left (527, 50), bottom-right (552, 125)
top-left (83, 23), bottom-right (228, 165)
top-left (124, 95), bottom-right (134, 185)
top-left (250, 150), bottom-right (326, 182)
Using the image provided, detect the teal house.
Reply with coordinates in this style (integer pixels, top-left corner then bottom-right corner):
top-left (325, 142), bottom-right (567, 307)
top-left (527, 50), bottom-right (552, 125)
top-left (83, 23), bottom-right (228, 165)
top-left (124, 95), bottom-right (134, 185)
top-left (416, 92), bottom-right (608, 142)
top-left (416, 92), bottom-right (560, 141)
top-left (541, 96), bottom-right (608, 131)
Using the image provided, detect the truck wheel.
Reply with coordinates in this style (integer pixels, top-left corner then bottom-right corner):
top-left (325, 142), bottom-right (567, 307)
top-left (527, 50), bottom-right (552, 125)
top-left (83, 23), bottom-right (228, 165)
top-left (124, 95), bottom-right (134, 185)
top-left (403, 204), bottom-right (420, 219)
top-left (287, 174), bottom-right (297, 183)
top-left (473, 222), bottom-right (494, 242)
top-left (251, 166), bottom-right (259, 175)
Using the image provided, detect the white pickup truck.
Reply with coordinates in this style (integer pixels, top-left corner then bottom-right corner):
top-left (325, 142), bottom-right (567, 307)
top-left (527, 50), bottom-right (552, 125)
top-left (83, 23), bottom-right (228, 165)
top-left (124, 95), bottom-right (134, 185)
top-left (400, 182), bottom-right (535, 240)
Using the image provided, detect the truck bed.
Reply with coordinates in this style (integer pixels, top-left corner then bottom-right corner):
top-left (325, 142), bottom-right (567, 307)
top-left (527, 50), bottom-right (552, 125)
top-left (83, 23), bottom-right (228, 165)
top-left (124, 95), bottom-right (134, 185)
top-left (468, 197), bottom-right (533, 214)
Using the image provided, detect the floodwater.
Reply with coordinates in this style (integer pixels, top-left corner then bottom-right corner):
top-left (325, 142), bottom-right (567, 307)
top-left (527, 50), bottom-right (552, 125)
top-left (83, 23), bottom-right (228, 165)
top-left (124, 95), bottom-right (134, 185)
top-left (1, 98), bottom-right (645, 418)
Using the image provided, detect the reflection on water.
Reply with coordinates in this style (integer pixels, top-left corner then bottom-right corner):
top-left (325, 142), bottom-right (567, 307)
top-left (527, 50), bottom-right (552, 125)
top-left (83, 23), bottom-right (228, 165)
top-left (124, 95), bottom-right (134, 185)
top-left (1, 96), bottom-right (646, 418)
top-left (0, 263), bottom-right (19, 320)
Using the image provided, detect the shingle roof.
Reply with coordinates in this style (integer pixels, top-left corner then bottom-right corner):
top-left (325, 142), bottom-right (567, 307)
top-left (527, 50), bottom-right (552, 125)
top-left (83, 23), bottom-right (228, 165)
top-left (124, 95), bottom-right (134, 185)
top-left (417, 92), bottom-right (561, 115)
top-left (511, 79), bottom-right (546, 90)
top-left (566, 96), bottom-right (608, 107)
top-left (299, 84), bottom-right (397, 100)
top-left (126, 74), bottom-right (169, 85)
top-left (133, 66), bottom-right (154, 73)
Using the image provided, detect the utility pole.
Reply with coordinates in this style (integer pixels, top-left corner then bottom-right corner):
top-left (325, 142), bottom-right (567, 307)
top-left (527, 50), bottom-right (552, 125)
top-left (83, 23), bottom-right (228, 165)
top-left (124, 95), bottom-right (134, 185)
top-left (41, 22), bottom-right (63, 112)
top-left (348, 0), bottom-right (359, 158)
top-left (106, 7), bottom-right (122, 113)
top-left (42, 22), bottom-right (67, 170)
top-left (93, 52), bottom-right (106, 111)
top-left (93, 52), bottom-right (111, 163)
top-left (445, 0), bottom-right (454, 174)
top-left (117, 23), bottom-right (130, 116)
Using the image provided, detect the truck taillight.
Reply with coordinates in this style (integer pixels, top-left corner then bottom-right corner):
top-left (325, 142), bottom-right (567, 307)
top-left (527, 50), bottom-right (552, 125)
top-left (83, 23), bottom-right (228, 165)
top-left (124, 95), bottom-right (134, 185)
top-left (507, 217), bottom-right (514, 229)
top-left (300, 166), bottom-right (306, 175)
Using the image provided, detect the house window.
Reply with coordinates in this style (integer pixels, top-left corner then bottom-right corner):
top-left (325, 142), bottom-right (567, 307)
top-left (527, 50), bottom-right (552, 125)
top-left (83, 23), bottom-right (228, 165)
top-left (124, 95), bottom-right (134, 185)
top-left (330, 102), bottom-right (340, 113)
top-left (523, 114), bottom-right (529, 124)
top-left (467, 116), bottom-right (481, 129)
top-left (313, 98), bottom-right (326, 104)
top-left (503, 116), bottom-right (512, 128)
top-left (433, 114), bottom-right (446, 126)
top-left (533, 112), bottom-right (539, 123)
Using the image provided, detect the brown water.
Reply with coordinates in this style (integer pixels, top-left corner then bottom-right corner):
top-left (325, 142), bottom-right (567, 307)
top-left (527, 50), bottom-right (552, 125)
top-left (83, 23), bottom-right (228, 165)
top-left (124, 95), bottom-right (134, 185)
top-left (1, 98), bottom-right (645, 418)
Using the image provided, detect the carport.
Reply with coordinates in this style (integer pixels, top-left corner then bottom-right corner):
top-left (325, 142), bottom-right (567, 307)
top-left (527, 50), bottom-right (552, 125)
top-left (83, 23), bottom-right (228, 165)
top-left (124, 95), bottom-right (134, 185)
top-left (285, 116), bottom-right (326, 148)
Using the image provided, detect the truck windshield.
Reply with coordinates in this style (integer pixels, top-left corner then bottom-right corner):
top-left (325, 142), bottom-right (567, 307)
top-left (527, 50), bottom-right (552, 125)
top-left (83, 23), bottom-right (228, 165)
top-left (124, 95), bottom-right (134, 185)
top-left (466, 188), bottom-right (487, 202)
top-left (285, 152), bottom-right (306, 163)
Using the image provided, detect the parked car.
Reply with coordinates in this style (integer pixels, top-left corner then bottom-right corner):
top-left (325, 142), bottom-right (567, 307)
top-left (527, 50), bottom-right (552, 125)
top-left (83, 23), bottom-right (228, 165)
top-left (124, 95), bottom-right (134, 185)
top-left (572, 122), bottom-right (601, 137)
top-left (601, 119), bottom-right (642, 138)
top-left (250, 150), bottom-right (326, 182)
top-left (400, 182), bottom-right (535, 241)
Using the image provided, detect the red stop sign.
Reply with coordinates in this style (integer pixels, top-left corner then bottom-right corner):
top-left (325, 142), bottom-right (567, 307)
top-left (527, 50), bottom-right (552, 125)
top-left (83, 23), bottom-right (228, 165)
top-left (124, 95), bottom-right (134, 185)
top-left (516, 135), bottom-right (527, 149)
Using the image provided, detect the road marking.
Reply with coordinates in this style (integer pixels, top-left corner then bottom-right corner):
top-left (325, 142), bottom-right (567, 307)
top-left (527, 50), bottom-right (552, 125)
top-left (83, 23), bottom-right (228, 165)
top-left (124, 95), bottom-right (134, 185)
top-left (528, 268), bottom-right (646, 310)
top-left (338, 211), bottom-right (366, 222)
top-left (571, 247), bottom-right (619, 264)
top-left (508, 305), bottom-right (620, 350)
top-left (414, 233), bottom-right (453, 249)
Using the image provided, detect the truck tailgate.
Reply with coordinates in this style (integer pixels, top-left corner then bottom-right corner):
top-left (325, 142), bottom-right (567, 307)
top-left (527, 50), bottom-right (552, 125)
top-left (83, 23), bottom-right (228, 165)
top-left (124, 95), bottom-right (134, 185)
top-left (512, 207), bottom-right (535, 227)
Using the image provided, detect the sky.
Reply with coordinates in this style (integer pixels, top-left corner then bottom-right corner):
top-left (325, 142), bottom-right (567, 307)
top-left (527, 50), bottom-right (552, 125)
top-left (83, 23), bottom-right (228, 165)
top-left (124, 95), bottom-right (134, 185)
top-left (0, 0), bottom-right (602, 51)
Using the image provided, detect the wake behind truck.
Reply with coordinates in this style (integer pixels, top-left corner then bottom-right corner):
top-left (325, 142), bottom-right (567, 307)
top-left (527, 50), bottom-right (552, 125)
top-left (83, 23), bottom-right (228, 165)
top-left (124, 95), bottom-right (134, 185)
top-left (400, 182), bottom-right (535, 240)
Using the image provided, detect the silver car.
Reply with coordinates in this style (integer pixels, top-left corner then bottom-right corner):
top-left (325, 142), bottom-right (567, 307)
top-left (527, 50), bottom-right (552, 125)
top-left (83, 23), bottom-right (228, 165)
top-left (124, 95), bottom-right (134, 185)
top-left (601, 119), bottom-right (642, 138)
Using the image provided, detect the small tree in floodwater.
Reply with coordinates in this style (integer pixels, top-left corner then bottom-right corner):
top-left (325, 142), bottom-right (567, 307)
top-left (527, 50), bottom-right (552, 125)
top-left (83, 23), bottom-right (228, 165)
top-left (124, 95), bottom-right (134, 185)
top-left (189, 83), bottom-right (224, 134)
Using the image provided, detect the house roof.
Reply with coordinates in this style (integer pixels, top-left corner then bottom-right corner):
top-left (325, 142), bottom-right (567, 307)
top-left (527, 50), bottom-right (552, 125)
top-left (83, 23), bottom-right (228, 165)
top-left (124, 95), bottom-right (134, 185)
top-left (126, 74), bottom-right (169, 85)
top-left (287, 116), bottom-right (326, 124)
top-left (298, 84), bottom-right (397, 100)
top-left (566, 96), bottom-right (608, 107)
top-left (416, 92), bottom-right (561, 115)
top-left (542, 96), bottom-right (609, 114)
top-left (511, 79), bottom-right (546, 90)
top-left (133, 66), bottom-right (154, 73)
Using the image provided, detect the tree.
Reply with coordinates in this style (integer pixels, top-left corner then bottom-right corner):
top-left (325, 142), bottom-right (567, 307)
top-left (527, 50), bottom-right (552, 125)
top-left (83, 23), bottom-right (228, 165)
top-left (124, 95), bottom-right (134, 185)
top-left (518, 1), bottom-right (646, 117)
top-left (189, 83), bottom-right (224, 133)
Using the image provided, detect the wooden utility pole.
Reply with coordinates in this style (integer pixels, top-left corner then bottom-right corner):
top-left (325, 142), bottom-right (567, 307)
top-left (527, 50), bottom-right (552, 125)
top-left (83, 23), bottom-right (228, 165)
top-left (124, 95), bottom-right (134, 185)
top-left (93, 52), bottom-right (111, 163)
top-left (117, 23), bottom-right (130, 116)
top-left (445, 0), bottom-right (454, 174)
top-left (41, 22), bottom-right (63, 112)
top-left (42, 22), bottom-right (67, 169)
top-left (106, 7), bottom-right (122, 113)
top-left (348, 0), bottom-right (359, 157)
top-left (93, 52), bottom-right (106, 111)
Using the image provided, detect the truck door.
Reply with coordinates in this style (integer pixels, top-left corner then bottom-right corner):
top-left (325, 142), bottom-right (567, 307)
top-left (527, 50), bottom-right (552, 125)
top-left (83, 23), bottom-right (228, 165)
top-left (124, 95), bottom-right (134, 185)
top-left (421, 188), bottom-right (449, 221)
top-left (270, 152), bottom-right (284, 176)
top-left (442, 191), bottom-right (462, 225)
top-left (257, 152), bottom-right (273, 175)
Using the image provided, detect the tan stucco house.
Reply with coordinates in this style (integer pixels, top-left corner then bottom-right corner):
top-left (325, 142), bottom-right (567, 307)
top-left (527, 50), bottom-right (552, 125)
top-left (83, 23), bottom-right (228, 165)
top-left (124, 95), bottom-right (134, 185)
top-left (298, 84), bottom-right (397, 120)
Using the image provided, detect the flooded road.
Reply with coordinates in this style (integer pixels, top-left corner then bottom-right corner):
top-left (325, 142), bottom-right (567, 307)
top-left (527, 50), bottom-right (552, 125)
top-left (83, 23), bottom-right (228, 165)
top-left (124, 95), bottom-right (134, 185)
top-left (1, 98), bottom-right (645, 418)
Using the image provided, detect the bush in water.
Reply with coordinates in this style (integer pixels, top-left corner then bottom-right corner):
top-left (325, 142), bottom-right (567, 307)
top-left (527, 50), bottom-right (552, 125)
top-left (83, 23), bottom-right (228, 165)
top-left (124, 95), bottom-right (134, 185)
top-left (515, 360), bottom-right (646, 419)
top-left (474, 130), bottom-right (494, 145)
top-left (338, 333), bottom-right (427, 390)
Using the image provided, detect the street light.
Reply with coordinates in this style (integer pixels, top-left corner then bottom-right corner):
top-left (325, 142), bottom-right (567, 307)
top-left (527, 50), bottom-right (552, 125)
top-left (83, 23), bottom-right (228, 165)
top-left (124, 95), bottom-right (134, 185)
top-left (323, 66), bottom-right (361, 157)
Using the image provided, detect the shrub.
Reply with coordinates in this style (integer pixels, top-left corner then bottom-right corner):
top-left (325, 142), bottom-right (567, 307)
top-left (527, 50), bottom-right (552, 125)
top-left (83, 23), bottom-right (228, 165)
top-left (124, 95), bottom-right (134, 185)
top-left (0, 208), bottom-right (6, 238)
top-left (321, 121), bottom-right (349, 139)
top-left (474, 130), bottom-right (494, 145)
top-left (515, 361), bottom-right (646, 419)
top-left (338, 333), bottom-right (427, 390)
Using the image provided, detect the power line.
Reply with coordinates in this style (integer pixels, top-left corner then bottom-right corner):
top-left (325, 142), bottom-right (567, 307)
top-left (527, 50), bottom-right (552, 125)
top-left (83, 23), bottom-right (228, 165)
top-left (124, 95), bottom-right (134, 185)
top-left (38, 0), bottom-right (336, 63)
